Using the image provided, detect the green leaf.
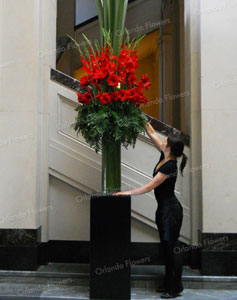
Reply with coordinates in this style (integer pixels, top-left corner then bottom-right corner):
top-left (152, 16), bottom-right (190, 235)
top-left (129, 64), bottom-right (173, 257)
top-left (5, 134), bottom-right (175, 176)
top-left (82, 33), bottom-right (96, 56)
top-left (133, 34), bottom-right (145, 50)
top-left (103, 0), bottom-right (109, 31)
top-left (112, 0), bottom-right (128, 55)
top-left (124, 27), bottom-right (130, 45)
top-left (95, 0), bottom-right (104, 46)
top-left (95, 0), bottom-right (129, 55)
top-left (67, 34), bottom-right (83, 56)
top-left (95, 40), bottom-right (101, 54)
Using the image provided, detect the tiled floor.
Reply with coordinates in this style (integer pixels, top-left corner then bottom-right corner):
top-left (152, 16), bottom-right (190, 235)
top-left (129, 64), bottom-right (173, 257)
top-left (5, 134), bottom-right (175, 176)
top-left (0, 284), bottom-right (236, 300)
top-left (132, 288), bottom-right (237, 300)
top-left (0, 263), bottom-right (236, 299)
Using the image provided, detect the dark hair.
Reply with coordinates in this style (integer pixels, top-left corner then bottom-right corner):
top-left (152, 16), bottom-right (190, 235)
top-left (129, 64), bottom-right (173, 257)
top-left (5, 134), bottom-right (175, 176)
top-left (167, 133), bottom-right (187, 176)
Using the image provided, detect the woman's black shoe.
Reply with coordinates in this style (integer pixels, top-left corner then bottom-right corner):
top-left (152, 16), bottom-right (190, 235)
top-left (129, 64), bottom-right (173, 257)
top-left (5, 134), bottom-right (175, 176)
top-left (160, 292), bottom-right (182, 298)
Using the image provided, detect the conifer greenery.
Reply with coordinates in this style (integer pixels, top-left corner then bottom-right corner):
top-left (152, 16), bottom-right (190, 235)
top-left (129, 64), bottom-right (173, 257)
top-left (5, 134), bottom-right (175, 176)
top-left (73, 92), bottom-right (148, 153)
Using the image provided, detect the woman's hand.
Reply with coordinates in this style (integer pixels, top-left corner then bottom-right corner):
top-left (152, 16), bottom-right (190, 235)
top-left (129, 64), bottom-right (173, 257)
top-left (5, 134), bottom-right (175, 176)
top-left (112, 191), bottom-right (131, 196)
top-left (144, 120), bottom-right (154, 133)
top-left (144, 115), bottom-right (152, 125)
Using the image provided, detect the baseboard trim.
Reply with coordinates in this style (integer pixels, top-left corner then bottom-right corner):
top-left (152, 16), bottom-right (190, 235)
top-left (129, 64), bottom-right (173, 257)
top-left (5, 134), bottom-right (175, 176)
top-left (37, 240), bottom-right (199, 270)
top-left (199, 230), bottom-right (237, 275)
top-left (2, 231), bottom-right (236, 275)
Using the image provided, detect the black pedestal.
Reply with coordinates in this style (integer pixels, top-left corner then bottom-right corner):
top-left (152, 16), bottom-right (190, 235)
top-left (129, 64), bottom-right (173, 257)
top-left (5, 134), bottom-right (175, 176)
top-left (90, 194), bottom-right (131, 300)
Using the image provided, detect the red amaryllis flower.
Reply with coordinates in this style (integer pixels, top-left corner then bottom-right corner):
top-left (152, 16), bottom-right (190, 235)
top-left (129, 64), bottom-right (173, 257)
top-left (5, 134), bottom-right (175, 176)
top-left (140, 74), bottom-right (151, 90)
top-left (80, 75), bottom-right (90, 89)
top-left (77, 92), bottom-right (83, 103)
top-left (75, 41), bottom-right (151, 106)
top-left (81, 59), bottom-right (93, 75)
top-left (118, 89), bottom-right (128, 102)
top-left (123, 55), bottom-right (138, 74)
top-left (82, 92), bottom-right (93, 104)
top-left (90, 78), bottom-right (97, 85)
top-left (111, 91), bottom-right (119, 101)
top-left (135, 90), bottom-right (149, 105)
top-left (127, 89), bottom-right (139, 104)
top-left (93, 69), bottom-right (108, 79)
top-left (107, 74), bottom-right (120, 87)
top-left (95, 92), bottom-right (101, 101)
top-left (127, 74), bottom-right (137, 86)
top-left (128, 89), bottom-right (137, 97)
top-left (99, 92), bottom-right (112, 105)
top-left (118, 72), bottom-right (126, 84)
top-left (119, 48), bottom-right (129, 59)
top-left (108, 61), bottom-right (118, 72)
top-left (143, 96), bottom-right (149, 104)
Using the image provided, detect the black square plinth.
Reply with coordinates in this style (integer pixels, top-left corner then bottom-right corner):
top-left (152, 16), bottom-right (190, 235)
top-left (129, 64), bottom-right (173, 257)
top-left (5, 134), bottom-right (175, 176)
top-left (90, 194), bottom-right (131, 300)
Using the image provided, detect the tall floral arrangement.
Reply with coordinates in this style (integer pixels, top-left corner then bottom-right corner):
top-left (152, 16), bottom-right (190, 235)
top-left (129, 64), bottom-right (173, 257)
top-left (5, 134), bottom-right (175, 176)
top-left (68, 1), bottom-right (151, 193)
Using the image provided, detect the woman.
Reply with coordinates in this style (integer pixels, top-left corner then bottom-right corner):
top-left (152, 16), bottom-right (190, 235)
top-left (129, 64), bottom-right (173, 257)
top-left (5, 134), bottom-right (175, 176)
top-left (113, 120), bottom-right (187, 299)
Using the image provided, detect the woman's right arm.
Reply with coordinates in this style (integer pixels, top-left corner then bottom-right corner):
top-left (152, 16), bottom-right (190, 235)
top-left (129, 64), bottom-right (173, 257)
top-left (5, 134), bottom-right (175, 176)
top-left (144, 122), bottom-right (163, 152)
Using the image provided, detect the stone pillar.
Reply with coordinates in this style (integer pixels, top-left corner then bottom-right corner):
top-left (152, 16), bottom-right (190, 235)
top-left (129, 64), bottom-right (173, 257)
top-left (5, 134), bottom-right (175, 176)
top-left (172, 0), bottom-right (181, 129)
top-left (199, 0), bottom-right (237, 275)
top-left (0, 0), bottom-right (56, 270)
top-left (184, 0), bottom-right (202, 269)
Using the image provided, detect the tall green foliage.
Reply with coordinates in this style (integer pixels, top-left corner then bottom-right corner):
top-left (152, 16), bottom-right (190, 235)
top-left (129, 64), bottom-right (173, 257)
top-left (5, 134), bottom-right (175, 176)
top-left (95, 0), bottom-right (129, 55)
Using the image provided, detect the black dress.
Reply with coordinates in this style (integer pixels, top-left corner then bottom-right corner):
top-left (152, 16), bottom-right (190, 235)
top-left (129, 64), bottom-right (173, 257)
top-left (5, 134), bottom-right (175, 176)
top-left (153, 150), bottom-right (183, 241)
top-left (153, 150), bottom-right (184, 295)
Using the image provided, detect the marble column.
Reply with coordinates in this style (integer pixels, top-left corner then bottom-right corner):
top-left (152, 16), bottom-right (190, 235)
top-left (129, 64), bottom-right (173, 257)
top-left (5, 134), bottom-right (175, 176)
top-left (199, 0), bottom-right (237, 275)
top-left (0, 0), bottom-right (56, 270)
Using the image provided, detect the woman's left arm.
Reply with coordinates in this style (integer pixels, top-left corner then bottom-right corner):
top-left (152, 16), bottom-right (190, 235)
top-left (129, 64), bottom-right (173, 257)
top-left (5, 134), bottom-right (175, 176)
top-left (112, 172), bottom-right (168, 196)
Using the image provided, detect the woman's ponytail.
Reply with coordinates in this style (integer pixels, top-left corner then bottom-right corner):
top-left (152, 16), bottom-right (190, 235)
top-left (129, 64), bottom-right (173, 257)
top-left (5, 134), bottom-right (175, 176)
top-left (180, 152), bottom-right (187, 177)
top-left (167, 133), bottom-right (188, 176)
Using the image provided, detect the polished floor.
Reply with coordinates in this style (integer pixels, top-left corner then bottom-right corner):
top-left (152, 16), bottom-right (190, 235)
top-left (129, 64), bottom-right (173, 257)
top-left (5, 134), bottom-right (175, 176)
top-left (0, 263), bottom-right (236, 299)
top-left (0, 283), bottom-right (236, 300)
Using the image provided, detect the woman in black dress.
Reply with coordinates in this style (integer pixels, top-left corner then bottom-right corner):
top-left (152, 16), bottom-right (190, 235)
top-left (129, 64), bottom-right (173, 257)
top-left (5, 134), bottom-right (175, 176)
top-left (113, 121), bottom-right (187, 299)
